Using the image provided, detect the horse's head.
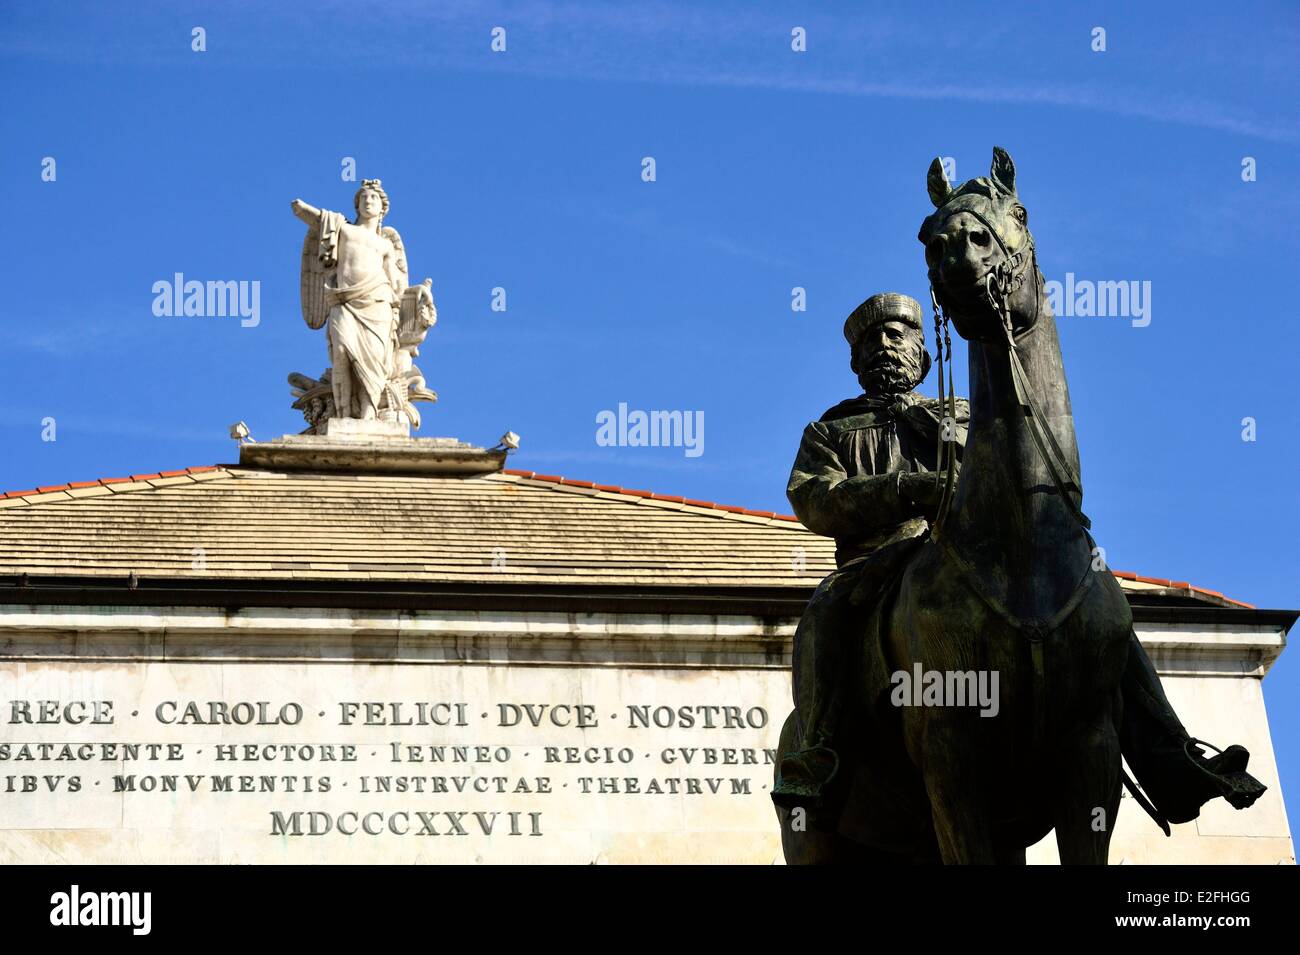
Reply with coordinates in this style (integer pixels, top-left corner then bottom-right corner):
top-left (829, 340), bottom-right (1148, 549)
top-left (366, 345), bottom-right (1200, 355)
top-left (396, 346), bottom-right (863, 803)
top-left (918, 147), bottom-right (1040, 341)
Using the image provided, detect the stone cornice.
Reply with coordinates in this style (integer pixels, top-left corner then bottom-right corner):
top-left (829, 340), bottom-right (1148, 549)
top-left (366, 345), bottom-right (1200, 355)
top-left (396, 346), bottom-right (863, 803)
top-left (0, 602), bottom-right (1288, 677)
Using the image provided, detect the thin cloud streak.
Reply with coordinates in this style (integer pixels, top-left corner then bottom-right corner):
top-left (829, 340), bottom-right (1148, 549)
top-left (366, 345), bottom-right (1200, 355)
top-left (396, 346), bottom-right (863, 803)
top-left (692, 71), bottom-right (1300, 145)
top-left (3, 2), bottom-right (1292, 143)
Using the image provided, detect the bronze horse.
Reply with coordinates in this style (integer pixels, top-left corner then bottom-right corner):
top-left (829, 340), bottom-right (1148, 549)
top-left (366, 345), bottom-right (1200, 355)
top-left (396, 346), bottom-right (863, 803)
top-left (775, 148), bottom-right (1133, 864)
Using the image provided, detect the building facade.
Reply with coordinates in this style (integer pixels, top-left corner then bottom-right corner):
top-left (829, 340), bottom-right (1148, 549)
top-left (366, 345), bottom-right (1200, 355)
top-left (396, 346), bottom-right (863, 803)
top-left (0, 448), bottom-right (1292, 863)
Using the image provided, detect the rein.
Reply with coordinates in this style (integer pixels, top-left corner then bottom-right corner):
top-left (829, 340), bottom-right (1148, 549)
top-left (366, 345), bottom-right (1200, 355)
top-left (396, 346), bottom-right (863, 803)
top-left (925, 215), bottom-right (1104, 757)
top-left (985, 259), bottom-right (1093, 534)
top-left (919, 195), bottom-right (1173, 834)
top-left (930, 287), bottom-right (958, 538)
top-left (927, 209), bottom-right (1091, 538)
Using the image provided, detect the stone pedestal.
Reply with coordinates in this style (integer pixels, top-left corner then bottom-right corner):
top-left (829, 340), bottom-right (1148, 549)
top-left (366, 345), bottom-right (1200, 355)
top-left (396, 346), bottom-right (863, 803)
top-left (239, 431), bottom-right (506, 475)
top-left (322, 417), bottom-right (410, 439)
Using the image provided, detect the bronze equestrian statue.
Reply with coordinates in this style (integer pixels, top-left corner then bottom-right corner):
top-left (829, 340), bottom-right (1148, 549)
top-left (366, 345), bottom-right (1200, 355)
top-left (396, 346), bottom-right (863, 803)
top-left (772, 148), bottom-right (1264, 864)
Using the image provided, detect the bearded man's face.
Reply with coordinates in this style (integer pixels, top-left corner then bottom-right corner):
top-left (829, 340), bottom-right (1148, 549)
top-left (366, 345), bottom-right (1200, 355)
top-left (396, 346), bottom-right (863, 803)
top-left (853, 319), bottom-right (925, 397)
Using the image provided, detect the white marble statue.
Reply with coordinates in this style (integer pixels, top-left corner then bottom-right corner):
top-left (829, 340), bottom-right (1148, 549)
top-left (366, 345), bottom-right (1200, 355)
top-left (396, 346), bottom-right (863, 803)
top-left (290, 180), bottom-right (437, 433)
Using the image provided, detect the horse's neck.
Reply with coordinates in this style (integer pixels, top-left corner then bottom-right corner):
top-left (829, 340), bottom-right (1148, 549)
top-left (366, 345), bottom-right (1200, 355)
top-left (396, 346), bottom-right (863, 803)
top-left (947, 298), bottom-right (1092, 620)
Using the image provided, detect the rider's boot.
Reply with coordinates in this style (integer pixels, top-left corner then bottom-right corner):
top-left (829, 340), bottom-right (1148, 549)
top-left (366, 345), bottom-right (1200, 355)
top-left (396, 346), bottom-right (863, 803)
top-left (772, 742), bottom-right (840, 813)
top-left (1120, 632), bottom-right (1266, 826)
top-left (772, 673), bottom-right (843, 815)
top-left (773, 575), bottom-right (851, 818)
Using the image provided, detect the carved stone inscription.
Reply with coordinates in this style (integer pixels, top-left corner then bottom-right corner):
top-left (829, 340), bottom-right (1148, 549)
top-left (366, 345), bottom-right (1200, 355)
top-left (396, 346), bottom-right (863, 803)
top-left (0, 662), bottom-right (787, 863)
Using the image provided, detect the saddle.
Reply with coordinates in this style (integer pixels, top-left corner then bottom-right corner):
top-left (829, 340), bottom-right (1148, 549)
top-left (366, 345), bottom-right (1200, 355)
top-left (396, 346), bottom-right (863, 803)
top-left (846, 530), bottom-right (930, 714)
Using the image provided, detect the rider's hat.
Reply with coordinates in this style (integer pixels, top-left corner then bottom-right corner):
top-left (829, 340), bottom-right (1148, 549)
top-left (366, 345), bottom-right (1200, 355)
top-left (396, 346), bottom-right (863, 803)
top-left (844, 292), bottom-right (924, 347)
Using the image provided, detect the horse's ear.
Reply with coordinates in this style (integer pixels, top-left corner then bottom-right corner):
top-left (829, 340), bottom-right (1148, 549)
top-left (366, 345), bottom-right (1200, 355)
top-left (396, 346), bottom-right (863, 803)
top-left (927, 157), bottom-right (952, 207)
top-left (990, 146), bottom-right (1016, 194)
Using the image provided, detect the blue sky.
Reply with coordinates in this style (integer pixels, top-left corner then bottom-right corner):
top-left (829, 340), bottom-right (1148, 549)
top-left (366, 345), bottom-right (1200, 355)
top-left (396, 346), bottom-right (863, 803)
top-left (2, 1), bottom-right (1298, 844)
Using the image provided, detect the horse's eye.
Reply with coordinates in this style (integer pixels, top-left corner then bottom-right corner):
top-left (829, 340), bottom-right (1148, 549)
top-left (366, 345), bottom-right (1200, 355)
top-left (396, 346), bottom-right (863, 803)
top-left (1013, 206), bottom-right (1027, 225)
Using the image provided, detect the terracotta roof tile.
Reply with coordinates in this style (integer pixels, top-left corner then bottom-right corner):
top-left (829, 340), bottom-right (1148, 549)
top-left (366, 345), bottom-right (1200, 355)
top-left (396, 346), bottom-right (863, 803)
top-left (1111, 569), bottom-right (1254, 610)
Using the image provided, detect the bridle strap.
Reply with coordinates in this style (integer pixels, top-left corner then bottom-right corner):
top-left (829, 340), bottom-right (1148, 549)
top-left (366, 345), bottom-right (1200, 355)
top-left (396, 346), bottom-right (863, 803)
top-left (937, 530), bottom-right (1098, 752)
top-left (924, 215), bottom-right (1099, 753)
top-left (932, 202), bottom-right (1090, 533)
top-left (923, 207), bottom-right (1159, 822)
top-left (930, 289), bottom-right (958, 538)
top-left (927, 206), bottom-right (1057, 543)
top-left (990, 267), bottom-right (1093, 532)
top-left (933, 206), bottom-right (1034, 313)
